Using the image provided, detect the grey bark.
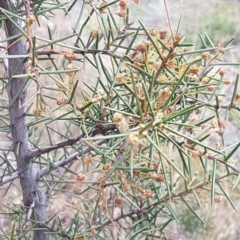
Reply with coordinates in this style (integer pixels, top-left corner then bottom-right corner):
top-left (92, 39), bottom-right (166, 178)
top-left (0, 1), bottom-right (51, 239)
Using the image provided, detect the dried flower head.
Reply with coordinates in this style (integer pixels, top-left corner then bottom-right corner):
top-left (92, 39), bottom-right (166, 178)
top-left (211, 119), bottom-right (218, 128)
top-left (214, 196), bottom-right (221, 203)
top-left (219, 68), bottom-right (226, 76)
top-left (148, 28), bottom-right (157, 37)
top-left (128, 132), bottom-right (140, 145)
top-left (219, 120), bottom-right (227, 129)
top-left (158, 87), bottom-right (171, 102)
top-left (97, 176), bottom-right (105, 188)
top-left (235, 92), bottom-right (240, 102)
top-left (142, 40), bottom-right (152, 46)
top-left (215, 128), bottom-right (223, 136)
top-left (215, 141), bottom-right (222, 150)
top-left (150, 173), bottom-right (165, 182)
top-left (159, 29), bottom-right (167, 40)
top-left (32, 109), bottom-right (42, 117)
top-left (91, 28), bottom-right (101, 39)
top-left (118, 119), bottom-right (129, 132)
top-left (223, 80), bottom-right (231, 85)
top-left (112, 112), bottom-right (124, 123)
top-left (84, 155), bottom-right (93, 165)
top-left (188, 113), bottom-right (198, 124)
top-left (116, 11), bottom-right (127, 18)
top-left (136, 83), bottom-right (145, 99)
top-left (103, 163), bottom-right (112, 171)
top-left (152, 60), bottom-right (161, 70)
top-left (133, 170), bottom-right (140, 177)
top-left (143, 189), bottom-right (154, 198)
top-left (116, 74), bottom-right (126, 83)
top-left (123, 183), bottom-right (130, 192)
top-left (90, 229), bottom-right (97, 235)
top-left (201, 52), bottom-right (210, 60)
top-left (163, 160), bottom-right (169, 170)
top-left (207, 85), bottom-right (216, 92)
top-left (175, 33), bottom-right (182, 43)
top-left (119, 0), bottom-right (127, 9)
top-left (202, 77), bottom-right (209, 84)
top-left (135, 42), bottom-right (147, 53)
top-left (76, 173), bottom-right (85, 183)
top-left (92, 94), bottom-right (103, 104)
top-left (114, 196), bottom-right (124, 206)
top-left (56, 98), bottom-right (66, 106)
top-left (151, 161), bottom-right (159, 170)
top-left (218, 46), bottom-right (225, 55)
top-left (64, 51), bottom-right (76, 61)
top-left (166, 60), bottom-right (174, 69)
top-left (166, 106), bottom-right (175, 114)
top-left (188, 66), bottom-right (199, 75)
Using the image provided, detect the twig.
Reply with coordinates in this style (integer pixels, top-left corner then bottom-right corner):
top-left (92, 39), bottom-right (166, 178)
top-left (30, 124), bottom-right (116, 158)
top-left (95, 173), bottom-right (236, 229)
top-left (39, 139), bottom-right (107, 178)
top-left (36, 49), bottom-right (133, 62)
top-left (0, 171), bottom-right (19, 186)
top-left (171, 136), bottom-right (239, 173)
top-left (163, 0), bottom-right (174, 42)
top-left (0, 154), bottom-right (16, 171)
top-left (0, 138), bottom-right (110, 186)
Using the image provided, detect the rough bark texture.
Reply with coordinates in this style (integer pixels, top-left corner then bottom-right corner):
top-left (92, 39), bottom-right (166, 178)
top-left (0, 1), bottom-right (51, 239)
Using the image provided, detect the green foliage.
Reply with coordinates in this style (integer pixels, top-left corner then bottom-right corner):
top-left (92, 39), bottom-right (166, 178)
top-left (200, 3), bottom-right (239, 42)
top-left (179, 207), bottom-right (213, 237)
top-left (0, 0), bottom-right (239, 239)
top-left (184, 2), bottom-right (240, 47)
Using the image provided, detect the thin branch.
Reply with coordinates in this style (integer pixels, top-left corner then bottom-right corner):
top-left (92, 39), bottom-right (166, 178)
top-left (0, 154), bottom-right (16, 171)
top-left (0, 170), bottom-right (19, 186)
top-left (96, 173), bottom-right (236, 229)
top-left (207, 154), bottom-right (239, 173)
top-left (37, 49), bottom-right (133, 62)
top-left (0, 139), bottom-right (108, 185)
top-left (216, 104), bottom-right (240, 112)
top-left (39, 139), bottom-right (106, 178)
top-left (0, 47), bottom-right (133, 62)
top-left (163, 0), bottom-right (174, 42)
top-left (0, 36), bottom-right (8, 72)
top-left (171, 136), bottom-right (240, 173)
top-left (30, 124), bottom-right (116, 158)
top-left (180, 98), bottom-right (240, 112)
top-left (0, 125), bottom-right (116, 186)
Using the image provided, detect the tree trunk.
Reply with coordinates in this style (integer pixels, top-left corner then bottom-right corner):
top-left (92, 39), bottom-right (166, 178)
top-left (0, 1), bottom-right (51, 239)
